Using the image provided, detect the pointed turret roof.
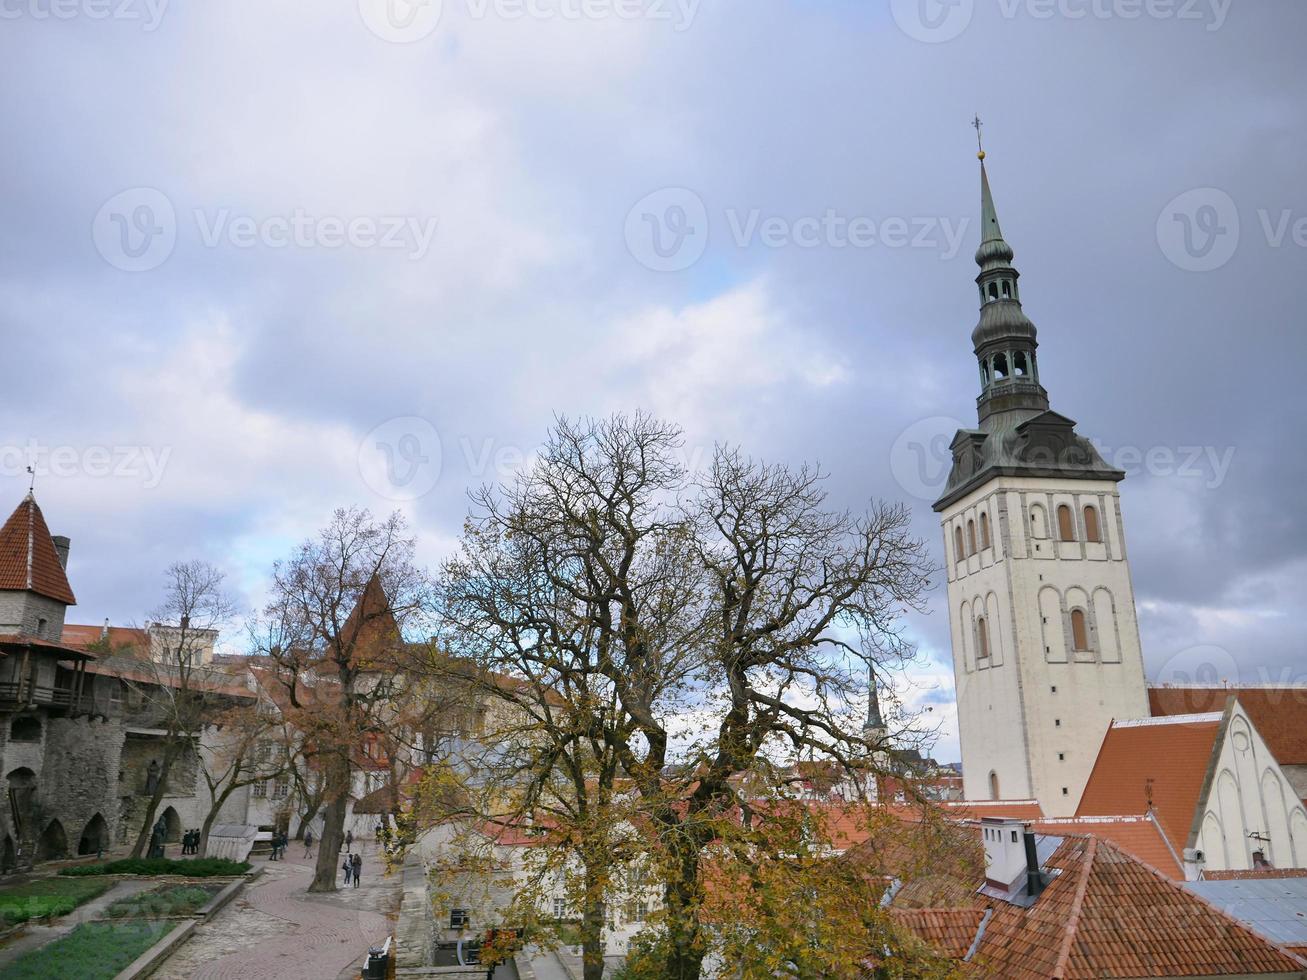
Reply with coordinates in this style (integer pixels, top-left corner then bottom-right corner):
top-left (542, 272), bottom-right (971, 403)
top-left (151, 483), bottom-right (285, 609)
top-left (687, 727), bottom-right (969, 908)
top-left (0, 493), bottom-right (76, 605)
top-left (864, 665), bottom-right (886, 736)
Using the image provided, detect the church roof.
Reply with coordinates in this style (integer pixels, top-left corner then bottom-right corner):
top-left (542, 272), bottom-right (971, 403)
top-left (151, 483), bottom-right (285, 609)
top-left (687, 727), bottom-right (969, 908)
top-left (0, 493), bottom-right (76, 605)
top-left (1030, 814), bottom-right (1183, 880)
top-left (1150, 685), bottom-right (1307, 767)
top-left (1075, 713), bottom-right (1224, 854)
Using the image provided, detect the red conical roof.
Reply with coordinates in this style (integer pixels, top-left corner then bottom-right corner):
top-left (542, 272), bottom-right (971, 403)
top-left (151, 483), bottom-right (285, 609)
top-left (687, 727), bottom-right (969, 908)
top-left (0, 493), bottom-right (76, 605)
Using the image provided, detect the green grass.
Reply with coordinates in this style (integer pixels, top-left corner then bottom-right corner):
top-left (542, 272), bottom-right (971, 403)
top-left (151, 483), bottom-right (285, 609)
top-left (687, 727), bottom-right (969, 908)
top-left (59, 857), bottom-right (249, 878)
top-left (0, 877), bottom-right (112, 926)
top-left (0, 920), bottom-right (170, 980)
top-left (104, 884), bottom-right (219, 919)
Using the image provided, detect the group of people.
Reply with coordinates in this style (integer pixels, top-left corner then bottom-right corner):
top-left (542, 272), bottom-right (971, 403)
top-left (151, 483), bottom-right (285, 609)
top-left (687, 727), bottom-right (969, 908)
top-left (180, 828), bottom-right (202, 855)
top-left (341, 850), bottom-right (363, 888)
top-left (266, 830), bottom-right (290, 861)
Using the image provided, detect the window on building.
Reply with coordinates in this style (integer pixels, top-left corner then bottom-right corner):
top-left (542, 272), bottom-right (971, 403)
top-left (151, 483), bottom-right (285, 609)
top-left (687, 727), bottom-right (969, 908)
top-left (1058, 753), bottom-right (1065, 761)
top-left (450, 908), bottom-right (470, 930)
top-left (954, 526), bottom-right (965, 563)
top-left (979, 512), bottom-right (991, 549)
top-left (1062, 787), bottom-right (1069, 796)
top-left (1071, 608), bottom-right (1090, 651)
top-left (552, 898), bottom-right (568, 920)
top-left (1083, 505), bottom-right (1101, 543)
top-left (993, 353), bottom-right (1009, 380)
top-left (9, 716), bottom-right (41, 742)
top-left (988, 771), bottom-right (1000, 800)
top-left (252, 780), bottom-right (267, 798)
top-left (1057, 504), bottom-right (1075, 541)
top-left (976, 617), bottom-right (990, 660)
top-left (1055, 719), bottom-right (1062, 727)
top-left (967, 520), bottom-right (977, 556)
top-left (270, 775), bottom-right (290, 800)
top-left (109, 681), bottom-right (124, 706)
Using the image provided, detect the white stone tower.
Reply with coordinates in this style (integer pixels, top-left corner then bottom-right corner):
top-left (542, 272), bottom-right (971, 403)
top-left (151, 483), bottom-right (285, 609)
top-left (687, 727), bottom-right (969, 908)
top-left (934, 147), bottom-right (1149, 817)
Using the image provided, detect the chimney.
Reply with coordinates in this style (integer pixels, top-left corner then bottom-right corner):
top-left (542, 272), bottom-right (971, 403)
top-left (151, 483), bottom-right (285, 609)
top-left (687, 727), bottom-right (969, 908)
top-left (1023, 829), bottom-right (1048, 898)
top-left (981, 818), bottom-right (1029, 890)
top-left (52, 535), bottom-right (70, 569)
top-left (101, 618), bottom-right (110, 639)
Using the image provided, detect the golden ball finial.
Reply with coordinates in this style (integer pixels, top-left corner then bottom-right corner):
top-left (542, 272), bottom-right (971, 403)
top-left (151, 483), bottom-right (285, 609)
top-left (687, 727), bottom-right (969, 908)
top-left (978, 150), bottom-right (986, 161)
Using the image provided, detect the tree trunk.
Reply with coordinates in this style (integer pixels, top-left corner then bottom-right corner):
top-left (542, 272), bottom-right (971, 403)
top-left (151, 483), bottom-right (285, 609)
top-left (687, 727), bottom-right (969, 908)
top-left (308, 751), bottom-right (350, 893)
top-left (581, 863), bottom-right (606, 980)
top-left (662, 832), bottom-right (707, 980)
top-left (130, 743), bottom-right (179, 859)
top-left (199, 784), bottom-right (238, 857)
top-left (293, 794), bottom-right (322, 841)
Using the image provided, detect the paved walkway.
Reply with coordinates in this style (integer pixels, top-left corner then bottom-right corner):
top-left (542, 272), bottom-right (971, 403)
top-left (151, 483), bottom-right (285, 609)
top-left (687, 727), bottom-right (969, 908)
top-left (153, 845), bottom-right (399, 980)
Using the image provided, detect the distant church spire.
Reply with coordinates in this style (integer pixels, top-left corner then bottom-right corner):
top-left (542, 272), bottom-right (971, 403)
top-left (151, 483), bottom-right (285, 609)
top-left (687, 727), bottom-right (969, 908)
top-left (864, 664), bottom-right (886, 741)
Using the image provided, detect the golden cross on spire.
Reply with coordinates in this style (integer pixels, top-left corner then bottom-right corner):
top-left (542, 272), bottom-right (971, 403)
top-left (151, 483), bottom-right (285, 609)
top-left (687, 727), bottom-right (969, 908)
top-left (972, 114), bottom-right (986, 160)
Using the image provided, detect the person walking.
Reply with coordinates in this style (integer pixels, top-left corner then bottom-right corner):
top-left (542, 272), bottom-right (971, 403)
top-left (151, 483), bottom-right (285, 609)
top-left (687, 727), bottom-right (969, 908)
top-left (342, 853), bottom-right (353, 886)
top-left (351, 851), bottom-right (362, 888)
top-left (303, 829), bottom-right (314, 859)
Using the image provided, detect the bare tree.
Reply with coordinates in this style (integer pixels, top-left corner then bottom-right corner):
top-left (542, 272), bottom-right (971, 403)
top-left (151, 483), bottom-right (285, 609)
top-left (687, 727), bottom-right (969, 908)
top-left (437, 415), bottom-right (934, 980)
top-left (196, 701), bottom-right (296, 855)
top-left (251, 508), bottom-right (431, 893)
top-left (123, 561), bottom-right (236, 858)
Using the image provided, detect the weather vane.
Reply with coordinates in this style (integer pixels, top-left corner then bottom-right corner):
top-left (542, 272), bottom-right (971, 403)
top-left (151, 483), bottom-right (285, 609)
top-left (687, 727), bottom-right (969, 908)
top-left (972, 114), bottom-right (985, 160)
top-left (26, 465), bottom-right (35, 493)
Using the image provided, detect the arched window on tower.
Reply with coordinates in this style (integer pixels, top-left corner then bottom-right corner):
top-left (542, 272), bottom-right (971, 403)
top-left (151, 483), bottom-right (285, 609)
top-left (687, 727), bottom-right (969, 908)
top-left (1070, 609), bottom-right (1089, 652)
top-left (1001, 280), bottom-right (1012, 299)
top-left (987, 282), bottom-right (999, 302)
top-left (1013, 351), bottom-right (1029, 377)
top-left (954, 526), bottom-right (965, 564)
top-left (1083, 505), bottom-right (1101, 543)
top-left (993, 353), bottom-right (1009, 381)
top-left (1057, 504), bottom-right (1076, 542)
top-left (967, 520), bottom-right (977, 556)
top-left (989, 771), bottom-right (1000, 800)
top-left (976, 616), bottom-right (990, 660)
top-left (979, 512), bottom-right (991, 550)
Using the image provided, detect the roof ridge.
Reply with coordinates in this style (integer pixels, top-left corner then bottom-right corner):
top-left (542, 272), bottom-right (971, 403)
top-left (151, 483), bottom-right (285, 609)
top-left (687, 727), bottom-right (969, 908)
top-left (1051, 836), bottom-right (1096, 980)
top-left (1145, 809), bottom-right (1186, 879)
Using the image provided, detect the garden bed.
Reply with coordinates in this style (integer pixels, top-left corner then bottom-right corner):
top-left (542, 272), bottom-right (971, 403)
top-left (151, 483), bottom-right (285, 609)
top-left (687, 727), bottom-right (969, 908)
top-left (0, 876), bottom-right (113, 926)
top-left (59, 857), bottom-right (251, 878)
top-left (103, 883), bottom-right (223, 919)
top-left (0, 920), bottom-right (171, 979)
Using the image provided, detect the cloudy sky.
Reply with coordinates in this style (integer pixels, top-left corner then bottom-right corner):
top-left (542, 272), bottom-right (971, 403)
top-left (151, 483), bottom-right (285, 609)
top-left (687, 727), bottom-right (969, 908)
top-left (3, 0), bottom-right (1305, 761)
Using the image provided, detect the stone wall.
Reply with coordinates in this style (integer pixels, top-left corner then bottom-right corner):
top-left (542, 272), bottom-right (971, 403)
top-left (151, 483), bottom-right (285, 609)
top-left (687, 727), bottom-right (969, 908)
top-left (0, 592), bottom-right (68, 639)
top-left (40, 716), bottom-right (125, 854)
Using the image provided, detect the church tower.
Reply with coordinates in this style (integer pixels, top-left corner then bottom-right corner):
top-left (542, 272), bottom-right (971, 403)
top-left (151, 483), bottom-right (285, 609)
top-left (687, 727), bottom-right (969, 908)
top-left (934, 144), bottom-right (1149, 817)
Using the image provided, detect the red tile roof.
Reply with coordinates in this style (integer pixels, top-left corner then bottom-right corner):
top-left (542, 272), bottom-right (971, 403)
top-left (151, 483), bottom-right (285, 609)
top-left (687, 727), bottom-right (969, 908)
top-left (890, 908), bottom-right (985, 959)
top-left (1076, 715), bottom-right (1223, 853)
top-left (1151, 685), bottom-right (1307, 766)
top-left (1031, 815), bottom-right (1182, 880)
top-left (0, 494), bottom-right (75, 605)
top-left (1202, 868), bottom-right (1307, 881)
top-left (61, 624), bottom-right (149, 655)
top-left (896, 833), bottom-right (1307, 978)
